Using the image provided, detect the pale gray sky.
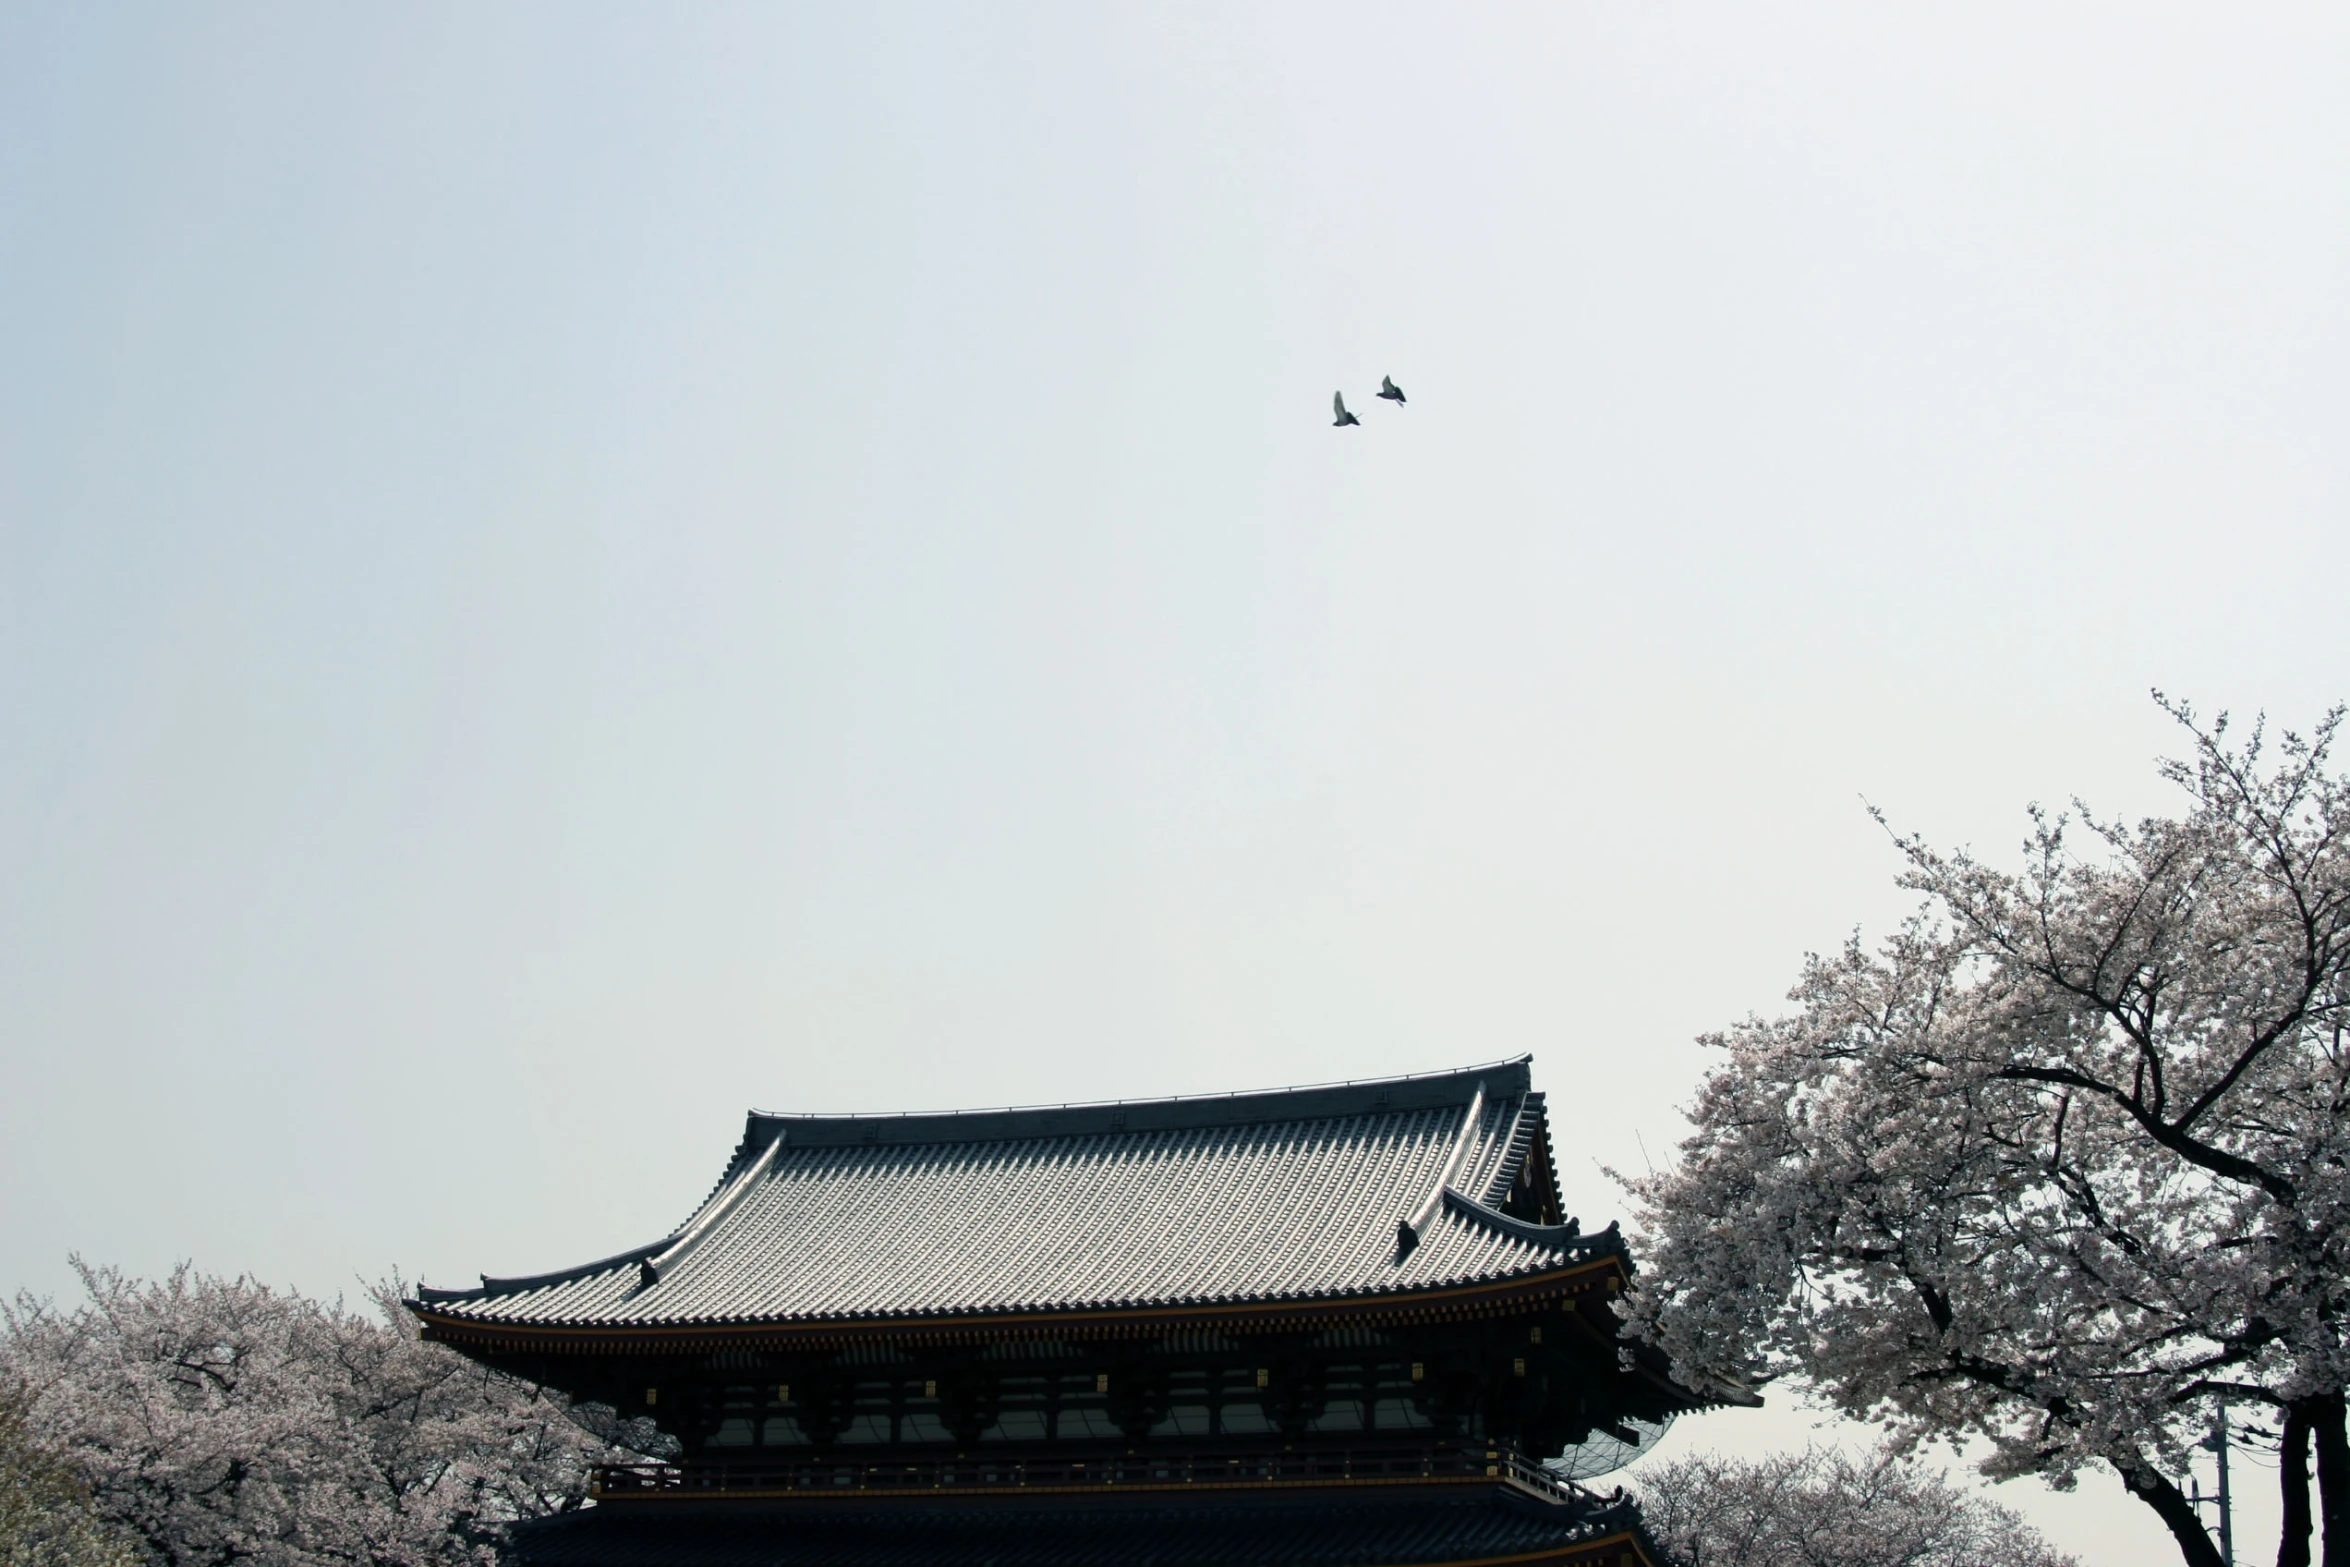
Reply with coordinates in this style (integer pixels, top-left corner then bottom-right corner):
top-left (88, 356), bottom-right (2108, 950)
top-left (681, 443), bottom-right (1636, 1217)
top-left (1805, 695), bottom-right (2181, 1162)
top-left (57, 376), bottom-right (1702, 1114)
top-left (5, 6), bottom-right (2346, 1561)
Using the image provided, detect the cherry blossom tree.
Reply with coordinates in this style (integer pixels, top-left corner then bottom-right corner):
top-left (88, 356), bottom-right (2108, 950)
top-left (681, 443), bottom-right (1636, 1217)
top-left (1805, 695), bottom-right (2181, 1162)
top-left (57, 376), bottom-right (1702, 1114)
top-left (1632, 1443), bottom-right (2077, 1567)
top-left (1, 1263), bottom-right (664, 1567)
top-left (1628, 698), bottom-right (2350, 1567)
top-left (1, 1384), bottom-right (137, 1567)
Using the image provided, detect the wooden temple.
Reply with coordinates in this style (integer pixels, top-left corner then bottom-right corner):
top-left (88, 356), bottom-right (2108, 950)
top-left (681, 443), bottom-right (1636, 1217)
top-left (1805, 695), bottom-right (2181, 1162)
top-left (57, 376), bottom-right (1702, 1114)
top-left (409, 1057), bottom-right (1739, 1567)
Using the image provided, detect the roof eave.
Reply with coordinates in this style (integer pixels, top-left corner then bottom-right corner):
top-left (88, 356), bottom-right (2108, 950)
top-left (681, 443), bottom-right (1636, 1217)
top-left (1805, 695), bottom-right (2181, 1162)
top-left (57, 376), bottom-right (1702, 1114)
top-left (409, 1253), bottom-right (1633, 1351)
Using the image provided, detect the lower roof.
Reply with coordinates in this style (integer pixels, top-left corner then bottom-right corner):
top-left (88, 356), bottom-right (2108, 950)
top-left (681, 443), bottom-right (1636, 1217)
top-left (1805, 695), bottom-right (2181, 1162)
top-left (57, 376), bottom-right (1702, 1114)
top-left (508, 1493), bottom-right (1659, 1567)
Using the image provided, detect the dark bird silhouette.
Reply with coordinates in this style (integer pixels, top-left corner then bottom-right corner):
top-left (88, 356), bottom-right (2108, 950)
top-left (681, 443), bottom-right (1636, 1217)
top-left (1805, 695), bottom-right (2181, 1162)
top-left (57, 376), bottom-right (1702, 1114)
top-left (1332, 392), bottom-right (1361, 427)
top-left (1377, 376), bottom-right (1406, 404)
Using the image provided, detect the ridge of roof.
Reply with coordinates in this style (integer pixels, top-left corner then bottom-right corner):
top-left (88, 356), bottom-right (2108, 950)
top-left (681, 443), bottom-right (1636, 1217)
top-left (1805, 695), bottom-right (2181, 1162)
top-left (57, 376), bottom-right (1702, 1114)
top-left (741, 1056), bottom-right (1532, 1152)
top-left (638, 1135), bottom-right (784, 1286)
top-left (1395, 1086), bottom-right (1487, 1255)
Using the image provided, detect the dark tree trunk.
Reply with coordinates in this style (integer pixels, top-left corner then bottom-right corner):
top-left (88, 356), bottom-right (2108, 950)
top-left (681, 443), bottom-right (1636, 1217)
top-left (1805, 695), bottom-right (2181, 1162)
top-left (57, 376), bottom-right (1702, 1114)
top-left (2315, 1392), bottom-right (2350, 1567)
top-left (2118, 1455), bottom-right (2227, 1567)
top-left (2280, 1404), bottom-right (2314, 1567)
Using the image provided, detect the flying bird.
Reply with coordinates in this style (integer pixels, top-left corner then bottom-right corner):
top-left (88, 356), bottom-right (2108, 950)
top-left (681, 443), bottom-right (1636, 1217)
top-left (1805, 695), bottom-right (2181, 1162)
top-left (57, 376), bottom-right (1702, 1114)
top-left (1377, 376), bottom-right (1406, 404)
top-left (1332, 392), bottom-right (1361, 427)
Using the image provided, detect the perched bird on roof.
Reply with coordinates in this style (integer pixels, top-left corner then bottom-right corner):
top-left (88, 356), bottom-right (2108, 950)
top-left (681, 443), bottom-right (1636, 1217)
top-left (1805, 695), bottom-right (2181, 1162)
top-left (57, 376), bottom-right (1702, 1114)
top-left (1377, 376), bottom-right (1406, 404)
top-left (1332, 392), bottom-right (1361, 427)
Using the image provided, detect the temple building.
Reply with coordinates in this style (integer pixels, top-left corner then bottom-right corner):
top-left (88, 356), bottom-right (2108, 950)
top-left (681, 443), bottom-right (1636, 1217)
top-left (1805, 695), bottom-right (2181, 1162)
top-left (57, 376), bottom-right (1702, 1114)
top-left (409, 1056), bottom-right (1741, 1567)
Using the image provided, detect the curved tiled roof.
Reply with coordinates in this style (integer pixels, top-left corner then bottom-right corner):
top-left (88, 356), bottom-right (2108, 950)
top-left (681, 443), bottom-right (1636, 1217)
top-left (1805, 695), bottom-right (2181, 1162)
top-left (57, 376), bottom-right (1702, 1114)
top-left (510, 1493), bottom-right (1658, 1567)
top-left (416, 1058), bottom-right (1616, 1333)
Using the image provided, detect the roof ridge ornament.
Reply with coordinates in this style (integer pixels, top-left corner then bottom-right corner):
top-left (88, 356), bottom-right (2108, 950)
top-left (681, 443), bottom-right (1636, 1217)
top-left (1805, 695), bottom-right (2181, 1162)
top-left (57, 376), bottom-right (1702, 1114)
top-left (1395, 1084), bottom-right (1485, 1257)
top-left (638, 1132), bottom-right (784, 1289)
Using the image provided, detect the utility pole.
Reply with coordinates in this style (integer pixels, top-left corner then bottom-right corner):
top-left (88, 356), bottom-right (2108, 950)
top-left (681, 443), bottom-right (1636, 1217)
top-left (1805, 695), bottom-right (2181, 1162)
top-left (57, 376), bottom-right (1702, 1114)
top-left (2216, 1404), bottom-right (2234, 1567)
top-left (2192, 1404), bottom-right (2235, 1567)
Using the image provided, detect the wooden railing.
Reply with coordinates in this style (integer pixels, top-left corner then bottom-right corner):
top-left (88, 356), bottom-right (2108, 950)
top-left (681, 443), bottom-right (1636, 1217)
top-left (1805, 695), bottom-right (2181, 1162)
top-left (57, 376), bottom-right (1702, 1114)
top-left (592, 1443), bottom-right (1587, 1505)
